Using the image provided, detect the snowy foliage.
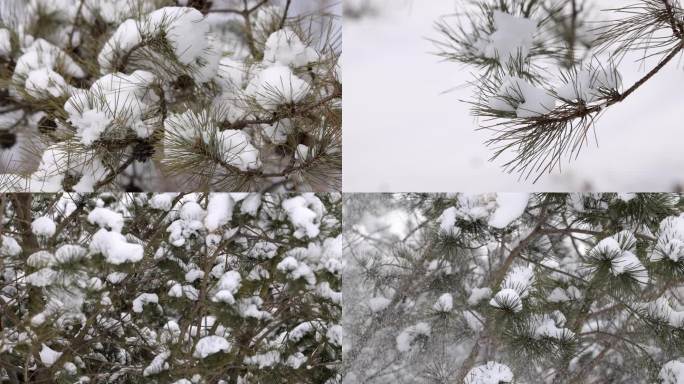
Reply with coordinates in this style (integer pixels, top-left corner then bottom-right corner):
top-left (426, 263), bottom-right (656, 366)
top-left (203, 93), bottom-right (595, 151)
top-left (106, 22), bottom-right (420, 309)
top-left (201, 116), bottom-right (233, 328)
top-left (0, 192), bottom-right (341, 383)
top-left (0, 0), bottom-right (341, 192)
top-left (435, 0), bottom-right (684, 181)
top-left (343, 193), bottom-right (684, 383)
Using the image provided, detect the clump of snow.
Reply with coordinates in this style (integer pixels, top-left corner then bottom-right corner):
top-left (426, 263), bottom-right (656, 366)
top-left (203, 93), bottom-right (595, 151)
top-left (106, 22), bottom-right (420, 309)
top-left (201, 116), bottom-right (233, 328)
top-left (532, 314), bottom-right (574, 340)
top-left (13, 39), bottom-right (85, 82)
top-left (556, 66), bottom-right (621, 103)
top-left (31, 216), bottom-right (56, 237)
top-left (652, 216), bottom-right (684, 262)
top-left (150, 193), bottom-right (176, 211)
top-left (163, 109), bottom-right (261, 172)
top-left (90, 228), bottom-right (144, 265)
top-left (433, 293), bottom-right (453, 312)
top-left (590, 234), bottom-right (648, 285)
top-left (490, 288), bottom-right (523, 313)
top-left (27, 251), bottom-right (55, 268)
top-left (204, 194), bottom-right (234, 232)
top-left (88, 207), bottom-right (124, 232)
top-left (244, 351), bottom-right (281, 368)
top-left (368, 296), bottom-right (391, 313)
top-left (660, 360), bottom-right (684, 384)
top-left (25, 267), bottom-right (58, 287)
top-left (488, 193), bottom-right (529, 228)
top-left (464, 361), bottom-right (514, 384)
top-left (55, 244), bottom-right (87, 264)
top-left (263, 28), bottom-right (318, 67)
top-left (185, 269), bottom-right (205, 283)
top-left (246, 65), bottom-right (311, 110)
top-left (468, 287), bottom-right (492, 306)
top-left (142, 351), bottom-right (170, 377)
top-left (501, 265), bottom-right (535, 298)
top-left (640, 298), bottom-right (684, 328)
top-left (211, 270), bottom-right (241, 305)
top-left (39, 344), bottom-right (63, 367)
top-left (132, 293), bottom-right (158, 313)
top-left (437, 207), bottom-right (460, 236)
top-left (25, 68), bottom-right (69, 99)
top-left (0, 28), bottom-right (11, 57)
top-left (65, 70), bottom-right (157, 145)
top-left (1, 235), bottom-right (21, 256)
top-left (146, 7), bottom-right (209, 65)
top-left (240, 194), bottom-right (262, 216)
top-left (475, 11), bottom-right (537, 62)
top-left (489, 76), bottom-right (555, 118)
top-left (282, 194), bottom-right (324, 239)
top-left (193, 335), bottom-right (231, 358)
top-left (99, 7), bottom-right (212, 74)
top-left (396, 322), bottom-right (431, 352)
top-left (277, 256), bottom-right (316, 285)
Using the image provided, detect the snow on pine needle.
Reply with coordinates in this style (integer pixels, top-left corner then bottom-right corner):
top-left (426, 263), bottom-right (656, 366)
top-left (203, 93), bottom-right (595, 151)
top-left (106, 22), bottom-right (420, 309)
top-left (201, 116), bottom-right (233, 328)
top-left (343, 192), bottom-right (684, 384)
top-left (0, 192), bottom-right (342, 383)
top-left (434, 0), bottom-right (684, 181)
top-left (0, 0), bottom-right (341, 192)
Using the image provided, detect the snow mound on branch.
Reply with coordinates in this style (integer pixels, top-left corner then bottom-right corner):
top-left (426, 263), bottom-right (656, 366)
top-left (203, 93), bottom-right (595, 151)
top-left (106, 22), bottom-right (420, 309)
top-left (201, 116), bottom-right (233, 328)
top-left (1, 235), bottom-right (21, 256)
top-left (132, 293), bottom-right (158, 313)
top-left (25, 68), bottom-right (69, 99)
top-left (368, 296), bottom-right (391, 313)
top-left (264, 28), bottom-right (318, 67)
top-left (65, 70), bottom-right (158, 145)
top-left (246, 65), bottom-right (311, 110)
top-left (556, 67), bottom-right (621, 103)
top-left (0, 28), bottom-right (11, 57)
top-left (211, 270), bottom-right (241, 305)
top-left (163, 109), bottom-right (261, 172)
top-left (31, 216), bottom-right (56, 237)
top-left (468, 287), bottom-right (492, 306)
top-left (475, 11), bottom-right (537, 62)
top-left (282, 194), bottom-right (325, 239)
top-left (652, 216), bottom-right (684, 262)
top-left (277, 256), bottom-right (316, 285)
top-left (590, 235), bottom-right (648, 286)
top-left (502, 265), bottom-right (535, 298)
top-left (142, 351), bottom-right (170, 376)
top-left (244, 351), bottom-right (281, 368)
top-left (25, 267), bottom-right (57, 287)
top-left (55, 244), bottom-right (87, 264)
top-left (396, 322), bottom-right (431, 352)
top-left (39, 344), bottom-right (63, 367)
top-left (464, 361), bottom-right (514, 384)
top-left (490, 288), bottom-right (523, 313)
top-left (204, 193), bottom-right (234, 232)
top-left (437, 207), bottom-right (460, 236)
top-left (146, 7), bottom-right (209, 65)
top-left (150, 193), bottom-right (176, 211)
top-left (489, 76), bottom-right (555, 118)
top-left (97, 19), bottom-right (142, 71)
top-left (488, 193), bottom-right (529, 228)
top-left (13, 39), bottom-right (85, 81)
top-left (660, 360), bottom-right (684, 384)
top-left (640, 298), bottom-right (684, 328)
top-left (433, 293), bottom-right (453, 312)
top-left (533, 314), bottom-right (574, 340)
top-left (88, 207), bottom-right (124, 232)
top-left (90, 228), bottom-right (143, 265)
top-left (99, 7), bottom-right (212, 73)
top-left (193, 335), bottom-right (231, 358)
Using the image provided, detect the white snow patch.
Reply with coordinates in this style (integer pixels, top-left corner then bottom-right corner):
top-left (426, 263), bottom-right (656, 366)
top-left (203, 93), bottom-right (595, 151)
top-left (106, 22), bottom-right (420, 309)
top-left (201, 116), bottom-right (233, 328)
top-left (31, 216), bottom-right (56, 237)
top-left (488, 193), bottom-right (529, 228)
top-left (193, 335), bottom-right (231, 358)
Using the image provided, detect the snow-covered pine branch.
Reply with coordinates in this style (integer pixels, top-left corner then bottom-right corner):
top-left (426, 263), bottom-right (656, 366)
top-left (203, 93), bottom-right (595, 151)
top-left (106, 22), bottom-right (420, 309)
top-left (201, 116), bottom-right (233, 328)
top-left (343, 192), bottom-right (684, 383)
top-left (0, 192), bottom-right (341, 383)
top-left (434, 0), bottom-right (684, 181)
top-left (0, 0), bottom-right (341, 192)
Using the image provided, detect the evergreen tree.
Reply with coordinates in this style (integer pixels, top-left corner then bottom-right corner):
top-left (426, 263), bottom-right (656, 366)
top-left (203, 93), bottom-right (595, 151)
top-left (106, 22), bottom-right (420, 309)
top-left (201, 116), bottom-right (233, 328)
top-left (343, 193), bottom-right (684, 383)
top-left (434, 0), bottom-right (684, 181)
top-left (0, 192), bottom-right (342, 383)
top-left (0, 0), bottom-right (341, 192)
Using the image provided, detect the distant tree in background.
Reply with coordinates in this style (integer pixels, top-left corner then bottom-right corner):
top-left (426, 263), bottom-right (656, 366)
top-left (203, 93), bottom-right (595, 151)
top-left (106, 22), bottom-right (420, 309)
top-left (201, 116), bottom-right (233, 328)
top-left (0, 0), bottom-right (341, 192)
top-left (0, 192), bottom-right (342, 383)
top-left (343, 193), bottom-right (684, 384)
top-left (435, 0), bottom-right (683, 182)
